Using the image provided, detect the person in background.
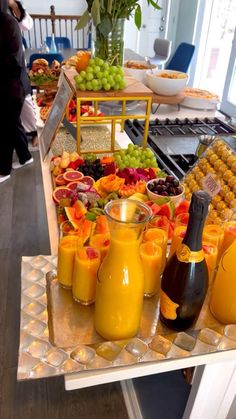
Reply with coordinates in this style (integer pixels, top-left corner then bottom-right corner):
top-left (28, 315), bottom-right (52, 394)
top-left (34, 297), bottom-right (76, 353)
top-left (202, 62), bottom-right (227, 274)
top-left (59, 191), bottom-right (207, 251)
top-left (0, 0), bottom-right (33, 183)
top-left (8, 0), bottom-right (38, 148)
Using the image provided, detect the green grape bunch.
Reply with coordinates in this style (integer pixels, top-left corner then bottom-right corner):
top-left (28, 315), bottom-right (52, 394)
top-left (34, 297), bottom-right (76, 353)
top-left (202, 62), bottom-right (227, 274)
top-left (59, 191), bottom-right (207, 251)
top-left (74, 57), bottom-right (126, 92)
top-left (114, 144), bottom-right (158, 169)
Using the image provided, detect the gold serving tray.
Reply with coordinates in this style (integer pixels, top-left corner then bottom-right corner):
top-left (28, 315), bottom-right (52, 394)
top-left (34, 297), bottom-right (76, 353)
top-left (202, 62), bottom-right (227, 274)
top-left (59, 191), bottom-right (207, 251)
top-left (18, 255), bottom-right (236, 381)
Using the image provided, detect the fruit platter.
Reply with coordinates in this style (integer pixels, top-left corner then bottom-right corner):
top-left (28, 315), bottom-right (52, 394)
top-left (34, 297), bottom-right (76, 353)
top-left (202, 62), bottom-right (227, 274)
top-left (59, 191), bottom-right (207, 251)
top-left (50, 144), bottom-right (189, 242)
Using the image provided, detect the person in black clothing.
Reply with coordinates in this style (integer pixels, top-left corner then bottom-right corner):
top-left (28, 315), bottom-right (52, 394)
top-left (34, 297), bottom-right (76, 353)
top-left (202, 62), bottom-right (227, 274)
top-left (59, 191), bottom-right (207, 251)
top-left (8, 0), bottom-right (38, 148)
top-left (0, 0), bottom-right (33, 183)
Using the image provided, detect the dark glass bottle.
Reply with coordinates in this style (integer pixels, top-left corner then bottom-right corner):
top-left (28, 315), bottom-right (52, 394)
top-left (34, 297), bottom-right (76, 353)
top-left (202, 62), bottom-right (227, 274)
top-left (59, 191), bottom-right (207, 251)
top-left (160, 190), bottom-right (211, 331)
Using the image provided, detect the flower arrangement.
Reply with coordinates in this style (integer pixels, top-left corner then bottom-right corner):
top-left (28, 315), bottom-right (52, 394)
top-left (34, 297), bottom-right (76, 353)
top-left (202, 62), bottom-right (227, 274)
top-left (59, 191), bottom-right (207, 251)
top-left (76, 0), bottom-right (161, 65)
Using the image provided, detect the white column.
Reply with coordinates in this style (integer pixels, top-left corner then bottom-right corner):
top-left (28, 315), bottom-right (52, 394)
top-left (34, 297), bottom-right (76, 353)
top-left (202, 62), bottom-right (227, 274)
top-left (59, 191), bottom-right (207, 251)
top-left (183, 361), bottom-right (236, 419)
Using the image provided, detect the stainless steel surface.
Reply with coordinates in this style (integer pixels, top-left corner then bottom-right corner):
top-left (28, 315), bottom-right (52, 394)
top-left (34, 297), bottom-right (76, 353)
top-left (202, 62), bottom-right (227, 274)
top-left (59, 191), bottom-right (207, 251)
top-left (18, 256), bottom-right (236, 381)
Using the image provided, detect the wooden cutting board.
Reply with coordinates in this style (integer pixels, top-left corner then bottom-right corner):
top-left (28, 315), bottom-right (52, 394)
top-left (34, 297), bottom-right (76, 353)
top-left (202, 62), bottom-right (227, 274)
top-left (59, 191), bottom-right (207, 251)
top-left (152, 91), bottom-right (185, 105)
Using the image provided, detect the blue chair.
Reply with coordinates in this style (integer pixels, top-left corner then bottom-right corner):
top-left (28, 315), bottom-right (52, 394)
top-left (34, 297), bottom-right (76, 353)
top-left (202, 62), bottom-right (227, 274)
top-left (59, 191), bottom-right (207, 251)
top-left (29, 53), bottom-right (64, 69)
top-left (22, 36), bottom-right (28, 49)
top-left (165, 42), bottom-right (195, 73)
top-left (46, 36), bottom-right (71, 50)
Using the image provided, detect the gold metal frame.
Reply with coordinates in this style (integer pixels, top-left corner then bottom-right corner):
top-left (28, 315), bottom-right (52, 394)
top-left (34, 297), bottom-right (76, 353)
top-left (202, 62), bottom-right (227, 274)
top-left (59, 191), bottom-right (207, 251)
top-left (74, 96), bottom-right (152, 154)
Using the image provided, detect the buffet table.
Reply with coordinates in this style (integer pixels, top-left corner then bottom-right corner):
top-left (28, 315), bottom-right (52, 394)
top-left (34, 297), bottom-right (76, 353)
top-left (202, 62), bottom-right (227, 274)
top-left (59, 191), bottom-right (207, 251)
top-left (20, 98), bottom-right (236, 419)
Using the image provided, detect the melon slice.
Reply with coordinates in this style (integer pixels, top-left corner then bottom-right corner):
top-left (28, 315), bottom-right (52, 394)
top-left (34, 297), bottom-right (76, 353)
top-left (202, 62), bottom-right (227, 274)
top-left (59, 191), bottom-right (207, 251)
top-left (64, 207), bottom-right (80, 229)
top-left (80, 219), bottom-right (95, 244)
top-left (73, 200), bottom-right (87, 218)
top-left (175, 199), bottom-right (190, 217)
top-left (158, 201), bottom-right (175, 220)
top-left (95, 215), bottom-right (109, 234)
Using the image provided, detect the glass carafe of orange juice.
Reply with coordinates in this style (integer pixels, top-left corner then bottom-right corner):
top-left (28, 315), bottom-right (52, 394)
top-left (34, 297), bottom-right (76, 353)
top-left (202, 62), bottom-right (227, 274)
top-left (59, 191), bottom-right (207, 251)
top-left (94, 199), bottom-right (151, 340)
top-left (210, 238), bottom-right (236, 324)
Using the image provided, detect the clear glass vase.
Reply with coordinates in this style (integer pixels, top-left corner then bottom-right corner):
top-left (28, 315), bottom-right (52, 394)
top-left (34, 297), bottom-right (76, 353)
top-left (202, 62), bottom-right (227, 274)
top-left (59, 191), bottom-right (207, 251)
top-left (92, 18), bottom-right (125, 66)
top-left (94, 199), bottom-right (152, 340)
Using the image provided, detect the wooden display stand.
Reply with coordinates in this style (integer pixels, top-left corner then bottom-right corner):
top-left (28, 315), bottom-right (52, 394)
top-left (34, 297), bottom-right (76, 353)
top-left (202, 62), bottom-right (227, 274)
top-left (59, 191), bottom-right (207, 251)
top-left (64, 69), bottom-right (153, 154)
top-left (152, 91), bottom-right (185, 113)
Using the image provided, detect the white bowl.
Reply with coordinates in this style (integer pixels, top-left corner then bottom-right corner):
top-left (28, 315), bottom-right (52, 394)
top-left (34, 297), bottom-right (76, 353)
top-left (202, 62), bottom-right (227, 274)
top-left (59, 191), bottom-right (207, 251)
top-left (146, 178), bottom-right (185, 206)
top-left (124, 60), bottom-right (156, 86)
top-left (146, 69), bottom-right (188, 96)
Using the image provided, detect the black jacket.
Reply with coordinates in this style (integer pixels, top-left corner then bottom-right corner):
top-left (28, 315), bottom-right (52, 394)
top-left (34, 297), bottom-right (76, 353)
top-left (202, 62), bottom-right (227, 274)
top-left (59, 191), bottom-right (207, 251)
top-left (0, 0), bottom-right (29, 97)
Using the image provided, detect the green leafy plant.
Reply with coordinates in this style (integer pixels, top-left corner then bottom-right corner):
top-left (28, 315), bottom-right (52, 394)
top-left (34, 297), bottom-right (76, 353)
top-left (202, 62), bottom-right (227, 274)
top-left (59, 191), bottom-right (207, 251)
top-left (76, 0), bottom-right (161, 65)
top-left (76, 0), bottom-right (161, 35)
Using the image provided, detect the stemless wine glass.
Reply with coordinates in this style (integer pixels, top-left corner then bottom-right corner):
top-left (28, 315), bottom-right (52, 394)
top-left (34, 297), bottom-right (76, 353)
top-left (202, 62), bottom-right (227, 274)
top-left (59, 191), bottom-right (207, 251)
top-left (72, 246), bottom-right (101, 305)
top-left (202, 224), bottom-right (224, 262)
top-left (57, 43), bottom-right (64, 53)
top-left (57, 221), bottom-right (79, 289)
top-left (202, 241), bottom-right (218, 285)
top-left (146, 215), bottom-right (169, 272)
top-left (89, 232), bottom-right (110, 261)
top-left (140, 241), bottom-right (162, 297)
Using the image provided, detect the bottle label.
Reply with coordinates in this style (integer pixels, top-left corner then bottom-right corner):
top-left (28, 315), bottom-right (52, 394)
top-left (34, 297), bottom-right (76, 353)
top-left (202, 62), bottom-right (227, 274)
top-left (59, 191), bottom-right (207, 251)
top-left (176, 244), bottom-right (204, 263)
top-left (160, 290), bottom-right (179, 320)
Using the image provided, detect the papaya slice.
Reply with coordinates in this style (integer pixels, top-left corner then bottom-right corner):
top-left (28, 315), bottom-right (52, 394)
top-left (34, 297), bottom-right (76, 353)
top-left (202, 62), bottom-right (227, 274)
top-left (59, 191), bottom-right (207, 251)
top-left (95, 215), bottom-right (109, 234)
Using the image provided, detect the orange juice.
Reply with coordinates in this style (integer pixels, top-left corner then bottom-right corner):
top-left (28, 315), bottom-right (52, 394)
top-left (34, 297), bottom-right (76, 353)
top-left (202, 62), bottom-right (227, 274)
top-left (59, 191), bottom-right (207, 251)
top-left (210, 239), bottom-right (236, 324)
top-left (72, 247), bottom-right (101, 305)
top-left (143, 228), bottom-right (167, 272)
top-left (95, 228), bottom-right (144, 340)
top-left (89, 233), bottom-right (110, 261)
top-left (220, 221), bottom-right (236, 256)
top-left (140, 242), bottom-right (162, 297)
top-left (168, 226), bottom-right (186, 259)
top-left (202, 241), bottom-right (218, 285)
top-left (57, 235), bottom-right (78, 288)
top-left (203, 224), bottom-right (224, 257)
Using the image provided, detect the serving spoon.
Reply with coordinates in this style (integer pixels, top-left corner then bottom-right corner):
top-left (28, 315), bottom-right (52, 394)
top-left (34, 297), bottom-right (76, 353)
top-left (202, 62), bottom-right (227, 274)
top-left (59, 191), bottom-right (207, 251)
top-left (145, 56), bottom-right (154, 73)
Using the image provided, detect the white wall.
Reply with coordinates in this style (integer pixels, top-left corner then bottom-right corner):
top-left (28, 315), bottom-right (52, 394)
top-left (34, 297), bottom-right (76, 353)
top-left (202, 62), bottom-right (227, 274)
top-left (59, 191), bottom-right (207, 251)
top-left (174, 0), bottom-right (198, 50)
top-left (22, 0), bottom-right (86, 15)
top-left (23, 0), bottom-right (139, 51)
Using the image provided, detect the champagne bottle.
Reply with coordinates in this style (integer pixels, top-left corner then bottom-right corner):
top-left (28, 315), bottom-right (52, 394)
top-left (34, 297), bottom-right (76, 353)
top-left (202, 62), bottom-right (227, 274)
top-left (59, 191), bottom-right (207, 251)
top-left (160, 190), bottom-right (211, 331)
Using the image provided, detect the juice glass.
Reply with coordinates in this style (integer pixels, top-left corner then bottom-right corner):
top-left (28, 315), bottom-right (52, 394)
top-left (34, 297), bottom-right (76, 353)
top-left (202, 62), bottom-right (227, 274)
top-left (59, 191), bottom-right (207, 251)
top-left (57, 221), bottom-right (79, 289)
top-left (89, 233), bottom-right (110, 261)
top-left (220, 221), bottom-right (236, 256)
top-left (202, 241), bottom-right (218, 285)
top-left (140, 241), bottom-right (162, 297)
top-left (143, 227), bottom-right (168, 272)
top-left (94, 199), bottom-right (152, 340)
top-left (72, 246), bottom-right (101, 305)
top-left (169, 213), bottom-right (189, 259)
top-left (203, 224), bottom-right (224, 260)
